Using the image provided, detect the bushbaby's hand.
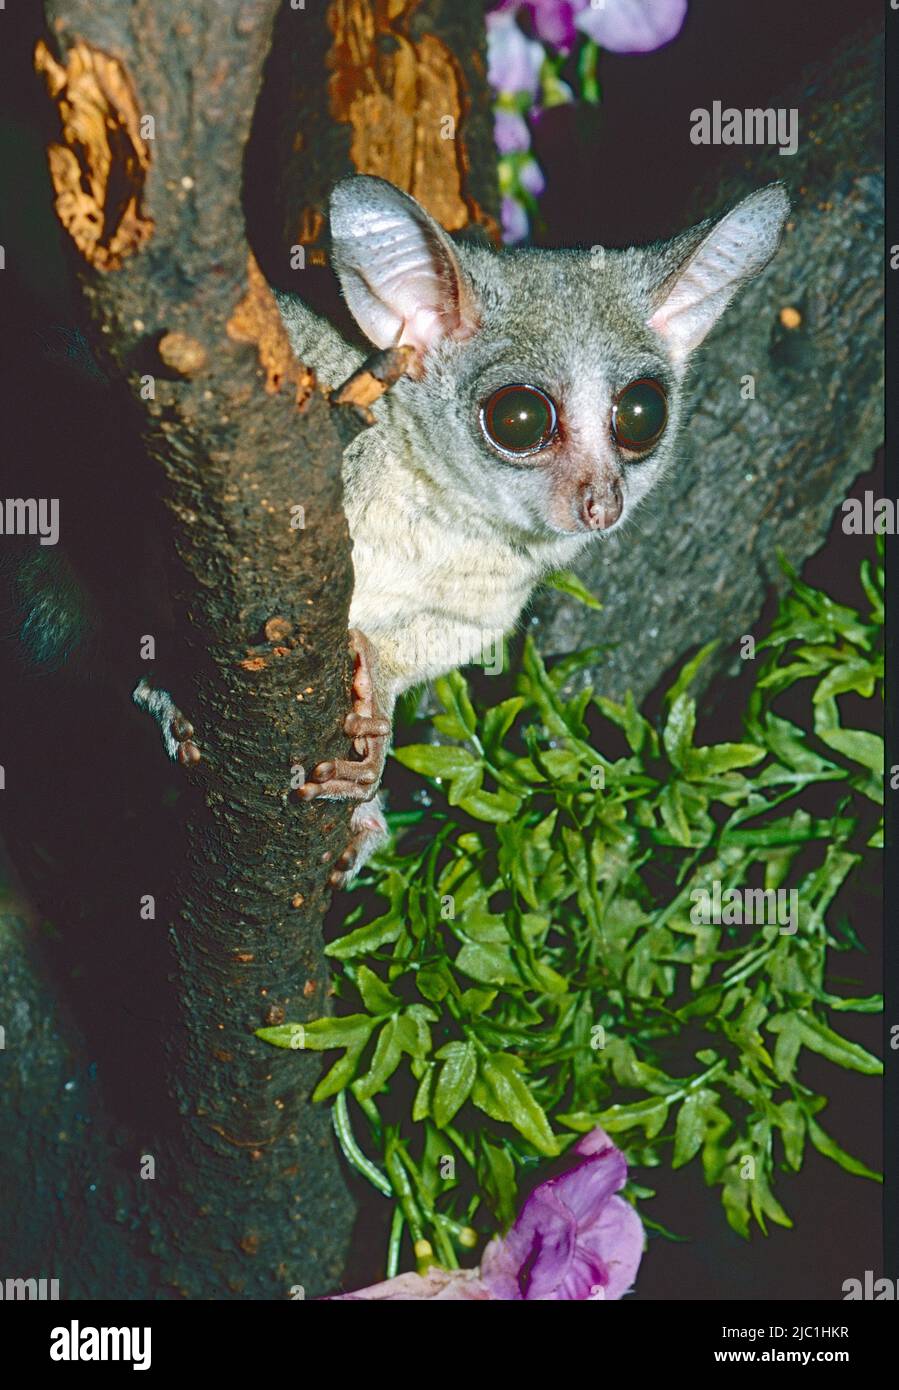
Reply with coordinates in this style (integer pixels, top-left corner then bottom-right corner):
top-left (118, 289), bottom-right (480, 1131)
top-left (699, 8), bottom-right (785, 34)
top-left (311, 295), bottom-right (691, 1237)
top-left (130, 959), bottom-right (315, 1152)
top-left (297, 629), bottom-right (389, 802)
top-left (133, 678), bottom-right (201, 765)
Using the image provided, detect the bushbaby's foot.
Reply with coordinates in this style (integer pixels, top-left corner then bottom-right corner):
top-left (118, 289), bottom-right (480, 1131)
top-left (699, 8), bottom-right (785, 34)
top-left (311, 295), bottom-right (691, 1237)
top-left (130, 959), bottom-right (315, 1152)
top-left (328, 796), bottom-right (390, 888)
top-left (297, 629), bottom-right (389, 802)
top-left (133, 678), bottom-right (201, 765)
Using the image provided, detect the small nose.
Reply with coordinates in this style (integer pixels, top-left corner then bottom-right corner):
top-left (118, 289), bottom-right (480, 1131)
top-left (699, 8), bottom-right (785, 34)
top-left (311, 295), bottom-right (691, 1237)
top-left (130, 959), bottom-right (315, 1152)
top-left (580, 478), bottom-right (622, 531)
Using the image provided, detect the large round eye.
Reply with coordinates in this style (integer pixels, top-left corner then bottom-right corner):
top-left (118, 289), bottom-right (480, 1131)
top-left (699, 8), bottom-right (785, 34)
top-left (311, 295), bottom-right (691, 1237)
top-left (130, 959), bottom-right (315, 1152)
top-left (611, 378), bottom-right (668, 451)
top-left (480, 384), bottom-right (558, 456)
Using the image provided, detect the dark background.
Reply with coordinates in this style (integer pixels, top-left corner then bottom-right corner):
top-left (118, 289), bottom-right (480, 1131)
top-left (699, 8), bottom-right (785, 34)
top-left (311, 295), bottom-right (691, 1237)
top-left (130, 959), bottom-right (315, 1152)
top-left (534, 0), bottom-right (882, 246)
top-left (0, 0), bottom-right (885, 1301)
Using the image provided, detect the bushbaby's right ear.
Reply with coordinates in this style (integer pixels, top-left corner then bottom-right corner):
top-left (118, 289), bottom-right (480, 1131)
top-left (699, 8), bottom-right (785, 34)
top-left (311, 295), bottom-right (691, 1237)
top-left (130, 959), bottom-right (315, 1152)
top-left (648, 184), bottom-right (789, 365)
top-left (329, 176), bottom-right (480, 357)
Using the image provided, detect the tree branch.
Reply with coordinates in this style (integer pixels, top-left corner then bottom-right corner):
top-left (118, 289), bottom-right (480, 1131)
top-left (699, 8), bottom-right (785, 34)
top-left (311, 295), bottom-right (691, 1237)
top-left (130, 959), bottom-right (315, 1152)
top-left (1, 0), bottom-right (496, 1297)
top-left (35, 0), bottom-right (362, 1296)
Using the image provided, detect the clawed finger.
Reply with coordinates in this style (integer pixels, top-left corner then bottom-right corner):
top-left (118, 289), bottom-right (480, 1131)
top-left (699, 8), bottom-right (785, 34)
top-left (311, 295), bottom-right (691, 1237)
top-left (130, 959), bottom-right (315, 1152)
top-left (345, 712), bottom-right (390, 739)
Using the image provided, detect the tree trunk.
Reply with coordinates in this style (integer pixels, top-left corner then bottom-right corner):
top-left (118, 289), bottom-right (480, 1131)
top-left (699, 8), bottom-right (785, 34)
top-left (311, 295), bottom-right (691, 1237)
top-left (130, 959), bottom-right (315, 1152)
top-left (0, 0), bottom-right (494, 1298)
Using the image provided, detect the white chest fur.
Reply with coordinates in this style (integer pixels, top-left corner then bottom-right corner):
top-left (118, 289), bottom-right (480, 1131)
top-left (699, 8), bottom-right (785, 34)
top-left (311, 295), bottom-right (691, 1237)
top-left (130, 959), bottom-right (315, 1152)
top-left (344, 440), bottom-right (583, 692)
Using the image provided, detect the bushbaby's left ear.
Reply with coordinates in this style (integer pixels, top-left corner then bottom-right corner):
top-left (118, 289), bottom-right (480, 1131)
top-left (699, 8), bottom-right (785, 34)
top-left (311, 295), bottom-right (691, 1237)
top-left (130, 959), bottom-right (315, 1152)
top-left (648, 184), bottom-right (789, 364)
top-left (329, 175), bottom-right (480, 357)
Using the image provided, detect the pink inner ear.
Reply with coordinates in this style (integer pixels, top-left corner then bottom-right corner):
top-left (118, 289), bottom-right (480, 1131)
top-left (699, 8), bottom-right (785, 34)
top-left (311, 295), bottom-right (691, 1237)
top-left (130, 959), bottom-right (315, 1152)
top-left (398, 304), bottom-right (446, 353)
top-left (646, 305), bottom-right (670, 338)
top-left (330, 178), bottom-right (481, 355)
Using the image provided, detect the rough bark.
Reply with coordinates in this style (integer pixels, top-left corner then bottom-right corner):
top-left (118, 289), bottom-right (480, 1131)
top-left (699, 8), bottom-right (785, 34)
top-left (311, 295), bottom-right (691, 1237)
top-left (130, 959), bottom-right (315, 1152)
top-left (32, 0), bottom-right (362, 1301)
top-left (531, 26), bottom-right (883, 707)
top-left (0, 0), bottom-right (495, 1298)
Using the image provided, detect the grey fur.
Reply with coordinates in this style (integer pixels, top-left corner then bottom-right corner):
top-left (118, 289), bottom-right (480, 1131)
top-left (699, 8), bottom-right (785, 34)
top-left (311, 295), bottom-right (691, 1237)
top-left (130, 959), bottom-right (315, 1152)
top-left (277, 175), bottom-right (789, 711)
top-left (276, 175), bottom-right (787, 880)
top-left (132, 678), bottom-right (181, 761)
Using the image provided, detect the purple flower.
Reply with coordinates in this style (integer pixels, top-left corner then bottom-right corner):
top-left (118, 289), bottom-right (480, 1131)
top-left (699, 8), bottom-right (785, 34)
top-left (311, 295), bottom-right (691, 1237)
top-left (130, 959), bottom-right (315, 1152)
top-left (501, 194), bottom-right (530, 244)
top-left (518, 157), bottom-right (547, 198)
top-left (576, 0), bottom-right (688, 54)
top-left (327, 1128), bottom-right (644, 1300)
top-left (494, 107), bottom-right (532, 155)
top-left (480, 1127), bottom-right (644, 1299)
top-left (487, 10), bottom-right (545, 97)
top-left (493, 1), bottom-right (586, 52)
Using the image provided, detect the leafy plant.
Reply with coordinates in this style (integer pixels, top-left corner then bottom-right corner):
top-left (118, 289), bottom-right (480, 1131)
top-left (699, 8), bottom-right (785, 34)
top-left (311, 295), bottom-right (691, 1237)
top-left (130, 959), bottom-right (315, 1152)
top-left (260, 546), bottom-right (883, 1273)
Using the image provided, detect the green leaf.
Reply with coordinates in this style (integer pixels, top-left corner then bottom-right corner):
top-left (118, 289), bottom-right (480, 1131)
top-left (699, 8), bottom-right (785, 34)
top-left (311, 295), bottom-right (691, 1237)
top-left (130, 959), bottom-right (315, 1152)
top-left (821, 993), bottom-right (883, 1014)
top-left (814, 657), bottom-right (881, 702)
top-left (798, 1015), bottom-right (882, 1075)
top-left (816, 728), bottom-right (883, 775)
top-left (393, 743), bottom-right (484, 803)
top-left (393, 743), bottom-right (472, 778)
top-left (806, 1118), bottom-right (882, 1181)
top-left (482, 697), bottom-right (525, 752)
top-left (760, 714), bottom-right (840, 775)
top-left (480, 1139), bottom-right (518, 1229)
top-left (538, 748), bottom-right (582, 781)
top-left (401, 1005), bottom-right (437, 1060)
top-left (775, 1101), bottom-right (806, 1171)
top-left (577, 37), bottom-right (601, 104)
top-left (595, 689), bottom-right (655, 756)
top-left (433, 1042), bottom-right (477, 1127)
top-left (456, 941), bottom-right (524, 987)
top-left (722, 1177), bottom-right (751, 1239)
top-left (750, 1167), bottom-right (793, 1234)
top-left (412, 1063), bottom-right (434, 1122)
top-left (416, 965), bottom-right (451, 1003)
top-left (460, 987), bottom-right (498, 1016)
top-left (313, 1036), bottom-right (369, 1101)
top-left (433, 670), bottom-right (478, 740)
top-left (665, 640), bottom-right (720, 708)
top-left (673, 1089), bottom-right (715, 1169)
top-left (683, 743), bottom-right (764, 779)
top-left (663, 693), bottom-right (696, 769)
top-left (355, 965), bottom-right (400, 1016)
top-left (257, 1015), bottom-right (374, 1052)
top-left (326, 912), bottom-right (405, 961)
top-left (599, 1096), bottom-right (670, 1139)
top-left (544, 570), bottom-right (602, 610)
top-left (473, 1054), bottom-right (558, 1155)
top-left (457, 788), bottom-right (522, 823)
top-left (658, 782), bottom-right (692, 846)
top-left (352, 1017), bottom-right (404, 1100)
top-left (768, 1012), bottom-right (882, 1076)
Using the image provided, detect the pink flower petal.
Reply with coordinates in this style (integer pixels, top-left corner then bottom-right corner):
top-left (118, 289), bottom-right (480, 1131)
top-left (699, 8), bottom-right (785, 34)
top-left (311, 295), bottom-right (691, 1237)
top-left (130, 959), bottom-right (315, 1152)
top-left (482, 1127), bottom-right (644, 1299)
top-left (576, 0), bottom-right (688, 54)
top-left (501, 195), bottom-right (530, 244)
top-left (487, 11), bottom-right (546, 97)
top-left (325, 1127), bottom-right (644, 1300)
top-left (328, 1266), bottom-right (494, 1300)
top-left (583, 1194), bottom-right (646, 1299)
